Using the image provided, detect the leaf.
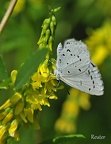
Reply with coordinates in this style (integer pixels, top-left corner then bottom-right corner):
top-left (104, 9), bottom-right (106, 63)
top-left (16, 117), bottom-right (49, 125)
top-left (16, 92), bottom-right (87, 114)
top-left (39, 134), bottom-right (85, 144)
top-left (0, 78), bottom-right (11, 90)
top-left (15, 48), bottom-right (48, 91)
top-left (0, 56), bottom-right (8, 81)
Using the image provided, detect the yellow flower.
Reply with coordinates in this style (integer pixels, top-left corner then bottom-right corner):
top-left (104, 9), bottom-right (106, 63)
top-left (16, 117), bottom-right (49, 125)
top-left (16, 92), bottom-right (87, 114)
top-left (11, 70), bottom-right (18, 84)
top-left (0, 99), bottom-right (11, 111)
top-left (0, 92), bottom-right (22, 110)
top-left (31, 61), bottom-right (50, 90)
top-left (0, 108), bottom-right (10, 120)
top-left (0, 125), bottom-right (6, 144)
top-left (8, 119), bottom-right (19, 139)
top-left (85, 20), bottom-right (111, 65)
top-left (14, 99), bottom-right (24, 115)
top-left (26, 88), bottom-right (50, 110)
top-left (55, 88), bottom-right (91, 134)
top-left (91, 45), bottom-right (108, 66)
top-left (79, 93), bottom-right (91, 110)
top-left (13, 0), bottom-right (25, 15)
top-left (55, 117), bottom-right (76, 134)
top-left (2, 109), bottom-right (13, 125)
top-left (0, 7), bottom-right (60, 143)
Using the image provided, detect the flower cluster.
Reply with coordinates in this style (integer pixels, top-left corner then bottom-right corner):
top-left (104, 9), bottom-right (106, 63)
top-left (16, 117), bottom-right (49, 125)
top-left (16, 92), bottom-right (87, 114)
top-left (85, 20), bottom-right (111, 66)
top-left (55, 89), bottom-right (91, 134)
top-left (0, 7), bottom-right (60, 143)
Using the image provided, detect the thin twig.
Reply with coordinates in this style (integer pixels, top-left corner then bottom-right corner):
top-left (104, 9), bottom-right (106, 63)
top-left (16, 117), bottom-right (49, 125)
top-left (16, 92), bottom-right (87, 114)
top-left (0, 0), bottom-right (18, 35)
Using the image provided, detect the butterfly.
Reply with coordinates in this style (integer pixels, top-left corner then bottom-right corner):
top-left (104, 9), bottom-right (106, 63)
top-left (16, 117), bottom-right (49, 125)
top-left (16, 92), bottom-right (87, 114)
top-left (54, 38), bottom-right (104, 95)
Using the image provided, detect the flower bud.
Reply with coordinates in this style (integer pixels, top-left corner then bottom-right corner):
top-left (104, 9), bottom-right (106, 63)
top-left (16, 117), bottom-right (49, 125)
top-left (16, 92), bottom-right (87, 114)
top-left (53, 7), bottom-right (61, 13)
top-left (8, 119), bottom-right (18, 137)
top-left (27, 108), bottom-right (34, 123)
top-left (14, 100), bottom-right (24, 115)
top-left (50, 21), bottom-right (54, 34)
top-left (10, 92), bottom-right (22, 106)
top-left (42, 18), bottom-right (51, 30)
top-left (52, 15), bottom-right (56, 25)
top-left (0, 108), bottom-right (11, 120)
top-left (2, 109), bottom-right (13, 125)
top-left (0, 99), bottom-right (11, 110)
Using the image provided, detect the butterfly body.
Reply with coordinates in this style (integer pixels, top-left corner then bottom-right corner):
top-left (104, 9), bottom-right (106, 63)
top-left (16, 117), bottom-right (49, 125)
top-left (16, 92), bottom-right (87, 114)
top-left (54, 38), bottom-right (104, 95)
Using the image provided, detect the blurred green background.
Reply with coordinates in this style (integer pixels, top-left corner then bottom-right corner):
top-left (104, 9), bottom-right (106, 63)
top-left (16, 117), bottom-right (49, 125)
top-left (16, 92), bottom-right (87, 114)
top-left (0, 0), bottom-right (111, 144)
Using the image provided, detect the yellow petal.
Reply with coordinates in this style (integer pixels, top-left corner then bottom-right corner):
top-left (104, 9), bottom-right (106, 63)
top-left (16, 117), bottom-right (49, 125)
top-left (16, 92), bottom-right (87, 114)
top-left (0, 125), bottom-right (6, 141)
top-left (14, 100), bottom-right (24, 115)
top-left (2, 109), bottom-right (13, 125)
top-left (0, 99), bottom-right (11, 110)
top-left (8, 119), bottom-right (18, 136)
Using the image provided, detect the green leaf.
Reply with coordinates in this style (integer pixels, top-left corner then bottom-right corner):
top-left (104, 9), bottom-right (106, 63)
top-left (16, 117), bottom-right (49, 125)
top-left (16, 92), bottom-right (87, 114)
top-left (0, 56), bottom-right (8, 81)
top-left (39, 134), bottom-right (85, 144)
top-left (15, 48), bottom-right (48, 91)
top-left (0, 78), bottom-right (11, 90)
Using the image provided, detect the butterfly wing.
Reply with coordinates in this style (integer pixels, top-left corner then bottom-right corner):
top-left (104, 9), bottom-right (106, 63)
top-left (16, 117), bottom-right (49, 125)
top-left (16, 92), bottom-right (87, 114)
top-left (56, 39), bottom-right (90, 76)
top-left (55, 38), bottom-right (104, 95)
top-left (59, 62), bottom-right (104, 95)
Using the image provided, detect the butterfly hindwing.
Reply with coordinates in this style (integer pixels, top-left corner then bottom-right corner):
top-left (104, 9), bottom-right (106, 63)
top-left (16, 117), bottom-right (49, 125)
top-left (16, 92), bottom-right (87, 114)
top-left (59, 62), bottom-right (104, 95)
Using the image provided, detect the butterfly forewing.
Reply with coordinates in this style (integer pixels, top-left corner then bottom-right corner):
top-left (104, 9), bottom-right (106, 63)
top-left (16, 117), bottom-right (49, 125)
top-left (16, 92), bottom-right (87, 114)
top-left (57, 39), bottom-right (90, 69)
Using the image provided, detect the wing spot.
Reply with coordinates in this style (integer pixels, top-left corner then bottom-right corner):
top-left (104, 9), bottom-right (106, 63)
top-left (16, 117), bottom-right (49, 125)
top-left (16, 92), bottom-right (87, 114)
top-left (80, 59), bottom-right (81, 61)
top-left (88, 70), bottom-right (90, 74)
top-left (62, 54), bottom-right (65, 56)
top-left (80, 81), bottom-right (82, 85)
top-left (66, 42), bottom-right (70, 44)
top-left (91, 62), bottom-right (96, 67)
top-left (93, 81), bottom-right (94, 84)
top-left (74, 54), bottom-right (75, 56)
top-left (93, 85), bottom-right (95, 88)
top-left (59, 59), bottom-right (61, 63)
top-left (91, 76), bottom-right (93, 80)
top-left (70, 54), bottom-right (73, 56)
top-left (89, 88), bottom-right (91, 91)
top-left (79, 69), bottom-right (81, 72)
top-left (67, 71), bottom-right (70, 73)
top-left (67, 63), bottom-right (69, 65)
top-left (67, 49), bottom-right (71, 52)
top-left (77, 55), bottom-right (79, 58)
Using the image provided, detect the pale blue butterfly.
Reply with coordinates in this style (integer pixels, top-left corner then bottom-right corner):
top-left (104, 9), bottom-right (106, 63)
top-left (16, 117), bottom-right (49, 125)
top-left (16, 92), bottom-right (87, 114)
top-left (54, 38), bottom-right (104, 95)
